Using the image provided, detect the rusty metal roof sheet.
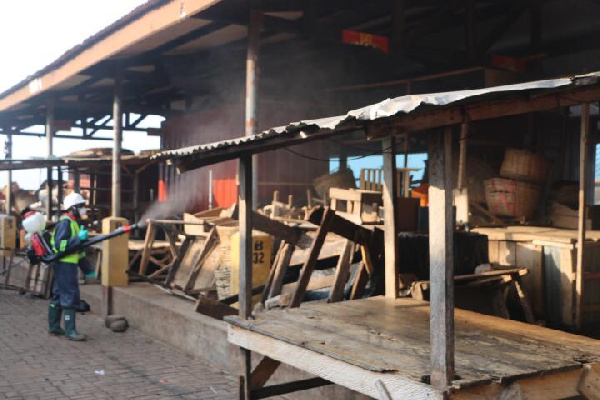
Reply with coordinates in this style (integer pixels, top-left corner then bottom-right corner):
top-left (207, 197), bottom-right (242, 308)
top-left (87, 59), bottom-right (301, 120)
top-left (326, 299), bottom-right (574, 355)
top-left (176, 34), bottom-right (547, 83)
top-left (153, 71), bottom-right (600, 171)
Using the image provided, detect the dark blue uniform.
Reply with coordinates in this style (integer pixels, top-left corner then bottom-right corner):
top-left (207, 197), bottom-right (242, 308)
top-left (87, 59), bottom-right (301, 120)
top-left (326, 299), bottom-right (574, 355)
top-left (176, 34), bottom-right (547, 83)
top-left (50, 215), bottom-right (94, 309)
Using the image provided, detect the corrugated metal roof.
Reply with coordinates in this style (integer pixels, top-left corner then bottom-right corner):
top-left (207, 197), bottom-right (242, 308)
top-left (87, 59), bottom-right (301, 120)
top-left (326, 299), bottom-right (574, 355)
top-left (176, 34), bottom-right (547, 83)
top-left (0, 153), bottom-right (157, 171)
top-left (153, 71), bottom-right (600, 166)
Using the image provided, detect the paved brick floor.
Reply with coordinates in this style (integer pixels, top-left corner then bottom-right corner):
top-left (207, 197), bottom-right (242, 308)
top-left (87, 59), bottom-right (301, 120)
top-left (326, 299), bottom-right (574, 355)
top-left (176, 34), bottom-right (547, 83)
top-left (0, 289), bottom-right (238, 399)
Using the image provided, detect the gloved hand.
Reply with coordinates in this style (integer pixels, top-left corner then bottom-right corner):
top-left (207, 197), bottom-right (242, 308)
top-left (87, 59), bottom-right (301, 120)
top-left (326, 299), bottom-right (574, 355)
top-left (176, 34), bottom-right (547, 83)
top-left (78, 226), bottom-right (89, 241)
top-left (84, 271), bottom-right (96, 279)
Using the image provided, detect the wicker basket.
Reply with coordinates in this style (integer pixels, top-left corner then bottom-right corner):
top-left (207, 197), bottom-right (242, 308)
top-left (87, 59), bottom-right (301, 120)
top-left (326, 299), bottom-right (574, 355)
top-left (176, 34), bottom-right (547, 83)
top-left (484, 178), bottom-right (540, 219)
top-left (500, 149), bottom-right (550, 183)
top-left (314, 168), bottom-right (356, 198)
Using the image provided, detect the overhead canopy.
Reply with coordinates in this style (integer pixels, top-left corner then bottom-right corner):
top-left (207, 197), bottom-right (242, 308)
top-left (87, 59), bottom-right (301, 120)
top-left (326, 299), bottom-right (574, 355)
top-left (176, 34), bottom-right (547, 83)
top-left (3, 1), bottom-right (600, 138)
top-left (0, 153), bottom-right (159, 172)
top-left (153, 71), bottom-right (600, 172)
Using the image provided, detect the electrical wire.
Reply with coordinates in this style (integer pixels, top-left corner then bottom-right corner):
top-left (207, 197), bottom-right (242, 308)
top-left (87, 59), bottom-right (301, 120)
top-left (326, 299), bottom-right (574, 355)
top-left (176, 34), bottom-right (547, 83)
top-left (284, 143), bottom-right (395, 163)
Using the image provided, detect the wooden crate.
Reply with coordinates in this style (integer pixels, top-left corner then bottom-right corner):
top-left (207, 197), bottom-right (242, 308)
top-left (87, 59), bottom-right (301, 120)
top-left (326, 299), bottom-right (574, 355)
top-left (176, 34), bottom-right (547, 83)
top-left (487, 235), bottom-right (600, 328)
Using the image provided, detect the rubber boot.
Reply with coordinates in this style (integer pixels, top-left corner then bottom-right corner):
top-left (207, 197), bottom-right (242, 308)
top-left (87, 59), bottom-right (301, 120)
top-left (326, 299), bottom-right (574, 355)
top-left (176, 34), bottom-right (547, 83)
top-left (48, 303), bottom-right (64, 335)
top-left (63, 309), bottom-right (86, 341)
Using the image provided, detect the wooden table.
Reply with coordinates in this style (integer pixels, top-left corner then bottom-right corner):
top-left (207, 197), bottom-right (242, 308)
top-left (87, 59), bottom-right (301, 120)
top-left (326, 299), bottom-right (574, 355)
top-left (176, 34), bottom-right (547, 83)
top-left (227, 296), bottom-right (600, 399)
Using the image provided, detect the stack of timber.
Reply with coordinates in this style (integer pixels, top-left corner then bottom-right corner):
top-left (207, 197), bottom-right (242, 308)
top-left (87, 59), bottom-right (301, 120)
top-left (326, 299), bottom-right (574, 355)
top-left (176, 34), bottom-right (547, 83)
top-left (473, 225), bottom-right (600, 328)
top-left (132, 206), bottom-right (384, 320)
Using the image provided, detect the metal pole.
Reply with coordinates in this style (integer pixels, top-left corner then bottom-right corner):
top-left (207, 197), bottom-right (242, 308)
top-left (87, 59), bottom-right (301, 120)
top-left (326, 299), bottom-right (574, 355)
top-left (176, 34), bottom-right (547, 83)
top-left (45, 98), bottom-right (55, 218)
top-left (112, 70), bottom-right (123, 217)
top-left (245, 9), bottom-right (263, 209)
top-left (208, 169), bottom-right (214, 209)
top-left (5, 132), bottom-right (12, 214)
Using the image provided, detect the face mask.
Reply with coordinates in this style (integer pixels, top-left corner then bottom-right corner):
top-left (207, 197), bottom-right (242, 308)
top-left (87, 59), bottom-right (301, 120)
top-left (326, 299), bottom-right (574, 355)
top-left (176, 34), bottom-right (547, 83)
top-left (78, 207), bottom-right (88, 216)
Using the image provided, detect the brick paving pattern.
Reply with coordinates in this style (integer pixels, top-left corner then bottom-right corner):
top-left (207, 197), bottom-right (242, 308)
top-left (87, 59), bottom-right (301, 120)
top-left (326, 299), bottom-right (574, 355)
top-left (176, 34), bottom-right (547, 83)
top-left (0, 290), bottom-right (238, 399)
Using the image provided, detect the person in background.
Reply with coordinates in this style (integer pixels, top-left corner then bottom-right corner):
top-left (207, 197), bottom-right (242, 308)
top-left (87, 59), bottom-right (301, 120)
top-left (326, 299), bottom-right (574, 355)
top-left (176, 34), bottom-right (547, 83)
top-left (48, 192), bottom-right (94, 341)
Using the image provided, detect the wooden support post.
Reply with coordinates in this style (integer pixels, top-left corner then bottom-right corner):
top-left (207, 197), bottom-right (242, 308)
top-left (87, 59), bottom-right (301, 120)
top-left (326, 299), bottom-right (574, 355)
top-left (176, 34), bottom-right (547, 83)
top-left (238, 153), bottom-right (254, 400)
top-left (56, 167), bottom-right (63, 211)
top-left (576, 103), bottom-right (590, 331)
top-left (112, 69), bottom-right (123, 217)
top-left (133, 172), bottom-right (140, 237)
top-left (249, 357), bottom-right (281, 390)
top-left (382, 136), bottom-right (398, 299)
top-left (455, 120), bottom-right (470, 225)
top-left (239, 155), bottom-right (253, 319)
top-left (5, 132), bottom-right (12, 214)
top-left (45, 98), bottom-right (54, 219)
top-left (240, 347), bottom-right (252, 400)
top-left (428, 126), bottom-right (455, 390)
top-left (246, 10), bottom-right (263, 209)
top-left (403, 132), bottom-right (410, 198)
top-left (73, 168), bottom-right (81, 192)
top-left (290, 208), bottom-right (335, 308)
top-left (328, 240), bottom-right (354, 303)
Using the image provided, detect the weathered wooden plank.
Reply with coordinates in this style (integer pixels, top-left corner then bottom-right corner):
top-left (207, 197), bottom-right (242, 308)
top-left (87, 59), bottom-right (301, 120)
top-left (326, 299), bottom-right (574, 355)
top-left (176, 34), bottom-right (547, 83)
top-left (328, 240), bottom-right (354, 303)
top-left (576, 103), bottom-right (590, 330)
top-left (267, 242), bottom-right (295, 299)
top-left (290, 208), bottom-right (335, 308)
top-left (383, 136), bottom-right (398, 299)
top-left (306, 207), bottom-right (375, 246)
top-left (184, 227), bottom-right (218, 293)
top-left (428, 127), bottom-right (455, 389)
top-left (164, 236), bottom-right (193, 287)
top-left (350, 261), bottom-right (368, 300)
top-left (228, 325), bottom-right (443, 400)
top-left (138, 222), bottom-right (157, 275)
top-left (230, 205), bottom-right (305, 247)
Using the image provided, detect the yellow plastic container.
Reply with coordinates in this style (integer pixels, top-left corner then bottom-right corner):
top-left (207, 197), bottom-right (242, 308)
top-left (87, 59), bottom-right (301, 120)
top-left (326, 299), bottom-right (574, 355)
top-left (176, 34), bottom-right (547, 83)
top-left (230, 231), bottom-right (273, 308)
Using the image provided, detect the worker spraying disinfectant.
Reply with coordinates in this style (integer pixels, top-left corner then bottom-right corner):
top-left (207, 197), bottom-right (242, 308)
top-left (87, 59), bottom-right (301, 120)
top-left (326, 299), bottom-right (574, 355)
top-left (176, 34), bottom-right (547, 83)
top-left (48, 193), bottom-right (95, 341)
top-left (22, 194), bottom-right (145, 341)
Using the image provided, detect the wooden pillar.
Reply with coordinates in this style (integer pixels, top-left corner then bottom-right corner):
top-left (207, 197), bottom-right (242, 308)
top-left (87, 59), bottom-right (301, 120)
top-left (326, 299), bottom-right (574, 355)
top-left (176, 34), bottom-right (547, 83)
top-left (73, 168), bottom-right (81, 192)
top-left (575, 103), bottom-right (590, 331)
top-left (56, 167), bottom-right (63, 210)
top-left (238, 153), bottom-right (253, 400)
top-left (428, 126), bottom-right (455, 390)
top-left (133, 172), bottom-right (140, 237)
top-left (5, 132), bottom-right (12, 214)
top-left (455, 120), bottom-right (469, 225)
top-left (382, 136), bottom-right (398, 299)
top-left (45, 98), bottom-right (54, 218)
top-left (245, 10), bottom-right (262, 209)
top-left (239, 155), bottom-right (254, 318)
top-left (112, 69), bottom-right (123, 217)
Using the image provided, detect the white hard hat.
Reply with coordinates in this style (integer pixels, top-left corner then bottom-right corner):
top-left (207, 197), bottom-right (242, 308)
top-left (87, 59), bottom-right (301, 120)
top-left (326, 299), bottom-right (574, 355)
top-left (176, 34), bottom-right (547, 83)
top-left (63, 192), bottom-right (86, 210)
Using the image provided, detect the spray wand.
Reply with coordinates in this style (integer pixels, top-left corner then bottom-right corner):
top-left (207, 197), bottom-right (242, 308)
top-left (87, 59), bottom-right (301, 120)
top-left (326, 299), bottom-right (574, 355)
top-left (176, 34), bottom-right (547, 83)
top-left (32, 222), bottom-right (146, 265)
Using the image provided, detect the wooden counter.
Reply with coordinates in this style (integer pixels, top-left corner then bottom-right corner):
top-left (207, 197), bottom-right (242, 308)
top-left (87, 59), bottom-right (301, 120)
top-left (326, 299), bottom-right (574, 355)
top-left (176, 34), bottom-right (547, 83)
top-left (227, 296), bottom-right (600, 399)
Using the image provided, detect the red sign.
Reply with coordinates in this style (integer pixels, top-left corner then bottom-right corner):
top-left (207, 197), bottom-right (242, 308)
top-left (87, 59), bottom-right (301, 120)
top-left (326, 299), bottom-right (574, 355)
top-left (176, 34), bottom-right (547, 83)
top-left (342, 30), bottom-right (389, 54)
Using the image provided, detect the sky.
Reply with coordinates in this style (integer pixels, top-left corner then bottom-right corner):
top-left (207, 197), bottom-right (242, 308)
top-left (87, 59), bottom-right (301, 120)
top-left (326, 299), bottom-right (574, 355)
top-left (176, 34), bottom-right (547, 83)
top-left (0, 1), bottom-right (161, 190)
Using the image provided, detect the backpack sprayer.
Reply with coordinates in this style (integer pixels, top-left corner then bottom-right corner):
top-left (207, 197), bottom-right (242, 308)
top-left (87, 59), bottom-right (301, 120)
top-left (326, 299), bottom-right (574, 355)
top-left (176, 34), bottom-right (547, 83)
top-left (23, 213), bottom-right (145, 265)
